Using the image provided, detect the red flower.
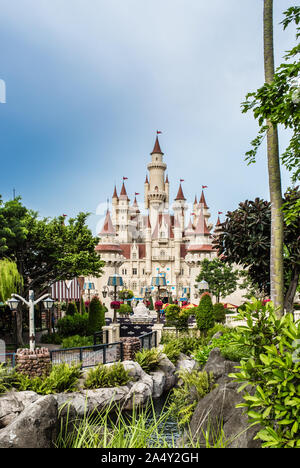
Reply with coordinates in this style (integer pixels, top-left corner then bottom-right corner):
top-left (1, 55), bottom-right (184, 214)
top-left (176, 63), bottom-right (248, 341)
top-left (155, 300), bottom-right (163, 310)
top-left (110, 301), bottom-right (121, 309)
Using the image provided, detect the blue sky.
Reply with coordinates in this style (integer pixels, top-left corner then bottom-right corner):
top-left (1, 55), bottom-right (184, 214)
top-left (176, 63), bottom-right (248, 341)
top-left (0, 0), bottom-right (297, 235)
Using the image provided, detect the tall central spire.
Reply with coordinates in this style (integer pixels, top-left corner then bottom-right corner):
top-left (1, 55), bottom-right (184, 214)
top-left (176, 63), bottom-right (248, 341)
top-left (151, 136), bottom-right (164, 155)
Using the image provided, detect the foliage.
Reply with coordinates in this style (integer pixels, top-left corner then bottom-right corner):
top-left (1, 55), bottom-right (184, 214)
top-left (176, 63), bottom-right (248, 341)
top-left (196, 258), bottom-right (239, 302)
top-left (118, 303), bottom-right (132, 316)
top-left (135, 348), bottom-right (162, 373)
top-left (160, 334), bottom-right (203, 357)
top-left (61, 335), bottom-right (93, 349)
top-left (213, 303), bottom-right (226, 323)
top-left (229, 300), bottom-right (300, 448)
top-left (0, 259), bottom-right (23, 303)
top-left (214, 192), bottom-right (300, 308)
top-left (88, 297), bottom-right (105, 335)
top-left (66, 301), bottom-right (78, 317)
top-left (196, 294), bottom-right (215, 333)
top-left (56, 313), bottom-right (89, 338)
top-left (14, 363), bottom-right (81, 395)
top-left (118, 289), bottom-right (134, 300)
top-left (241, 7), bottom-right (300, 184)
top-left (0, 364), bottom-right (17, 394)
top-left (162, 341), bottom-right (182, 364)
top-left (84, 362), bottom-right (131, 389)
top-left (165, 304), bottom-right (190, 331)
top-left (0, 196), bottom-right (104, 295)
top-left (169, 370), bottom-right (214, 428)
top-left (40, 332), bottom-right (63, 345)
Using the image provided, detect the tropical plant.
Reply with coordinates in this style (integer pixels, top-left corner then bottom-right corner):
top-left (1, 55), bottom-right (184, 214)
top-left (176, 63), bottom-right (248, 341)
top-left (162, 341), bottom-right (182, 365)
top-left (229, 300), bottom-right (300, 448)
top-left (84, 362), bottom-right (131, 389)
top-left (169, 369), bottom-right (214, 428)
top-left (135, 348), bottom-right (162, 373)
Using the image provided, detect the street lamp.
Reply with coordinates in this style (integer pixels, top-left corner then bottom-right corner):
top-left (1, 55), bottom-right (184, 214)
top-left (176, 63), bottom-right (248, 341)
top-left (151, 276), bottom-right (167, 323)
top-left (107, 274), bottom-right (124, 323)
top-left (6, 290), bottom-right (53, 351)
top-left (195, 280), bottom-right (209, 298)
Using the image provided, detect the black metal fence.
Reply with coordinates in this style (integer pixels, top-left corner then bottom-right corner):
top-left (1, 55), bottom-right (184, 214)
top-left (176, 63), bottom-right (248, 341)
top-left (0, 353), bottom-right (16, 368)
top-left (139, 331), bottom-right (157, 350)
top-left (50, 341), bottom-right (123, 368)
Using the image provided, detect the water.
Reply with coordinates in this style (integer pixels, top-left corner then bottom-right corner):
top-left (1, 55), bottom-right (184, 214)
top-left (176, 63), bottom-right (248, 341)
top-left (149, 392), bottom-right (181, 446)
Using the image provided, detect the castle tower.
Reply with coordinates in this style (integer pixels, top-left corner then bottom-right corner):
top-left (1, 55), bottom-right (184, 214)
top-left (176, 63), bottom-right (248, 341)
top-left (117, 181), bottom-right (131, 243)
top-left (111, 185), bottom-right (119, 227)
top-left (173, 182), bottom-right (188, 234)
top-left (146, 136), bottom-right (167, 231)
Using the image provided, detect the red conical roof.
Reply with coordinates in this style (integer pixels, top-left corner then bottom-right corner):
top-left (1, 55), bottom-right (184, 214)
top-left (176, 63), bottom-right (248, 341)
top-left (151, 136), bottom-right (164, 155)
top-left (112, 185), bottom-right (118, 199)
top-left (194, 195), bottom-right (198, 205)
top-left (100, 210), bottom-right (116, 236)
top-left (194, 208), bottom-right (210, 235)
top-left (145, 174), bottom-right (149, 184)
top-left (119, 182), bottom-right (129, 200)
top-left (175, 183), bottom-right (186, 201)
top-left (199, 190), bottom-right (208, 209)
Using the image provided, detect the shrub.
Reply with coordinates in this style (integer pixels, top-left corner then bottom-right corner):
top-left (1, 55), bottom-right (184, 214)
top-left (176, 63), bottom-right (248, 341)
top-left (61, 335), bottom-right (93, 349)
top-left (57, 313), bottom-right (89, 338)
top-left (229, 299), bottom-right (300, 448)
top-left (40, 332), bottom-right (63, 345)
top-left (15, 363), bottom-right (81, 394)
top-left (213, 303), bottom-right (226, 323)
top-left (88, 297), bottom-right (105, 335)
top-left (84, 362), bottom-right (131, 389)
top-left (135, 348), bottom-right (162, 373)
top-left (196, 294), bottom-right (215, 334)
top-left (163, 341), bottom-right (182, 364)
top-left (66, 301), bottom-right (78, 316)
top-left (118, 303), bottom-right (132, 316)
top-left (0, 364), bottom-right (17, 394)
top-left (165, 304), bottom-right (190, 331)
top-left (169, 369), bottom-right (214, 427)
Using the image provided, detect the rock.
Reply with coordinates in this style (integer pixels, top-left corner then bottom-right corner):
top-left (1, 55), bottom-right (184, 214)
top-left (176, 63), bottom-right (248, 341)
top-left (186, 348), bottom-right (261, 448)
top-left (208, 331), bottom-right (223, 344)
top-left (0, 391), bottom-right (39, 428)
top-left (176, 353), bottom-right (199, 374)
top-left (0, 395), bottom-right (58, 448)
top-left (187, 380), bottom-right (261, 448)
top-left (157, 354), bottom-right (176, 391)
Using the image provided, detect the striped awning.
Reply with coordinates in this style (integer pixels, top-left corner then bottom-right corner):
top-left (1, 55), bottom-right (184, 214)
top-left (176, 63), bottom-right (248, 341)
top-left (107, 274), bottom-right (124, 287)
top-left (151, 276), bottom-right (167, 287)
top-left (51, 278), bottom-right (83, 301)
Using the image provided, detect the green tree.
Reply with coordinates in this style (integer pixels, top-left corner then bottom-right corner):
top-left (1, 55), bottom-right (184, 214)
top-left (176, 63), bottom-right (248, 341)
top-left (195, 258), bottom-right (239, 303)
top-left (196, 294), bottom-right (214, 335)
top-left (242, 5), bottom-right (300, 315)
top-left (88, 297), bottom-right (105, 335)
top-left (214, 193), bottom-right (299, 312)
top-left (0, 259), bottom-right (23, 303)
top-left (66, 301), bottom-right (78, 317)
top-left (213, 303), bottom-right (226, 324)
top-left (0, 197), bottom-right (104, 296)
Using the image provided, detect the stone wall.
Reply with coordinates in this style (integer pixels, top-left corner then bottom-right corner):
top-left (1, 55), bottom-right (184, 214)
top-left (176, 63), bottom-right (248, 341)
top-left (117, 337), bottom-right (141, 361)
top-left (15, 348), bottom-right (51, 379)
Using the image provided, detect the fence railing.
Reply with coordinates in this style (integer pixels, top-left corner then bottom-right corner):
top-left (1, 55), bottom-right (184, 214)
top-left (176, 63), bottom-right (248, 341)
top-left (50, 341), bottom-right (123, 369)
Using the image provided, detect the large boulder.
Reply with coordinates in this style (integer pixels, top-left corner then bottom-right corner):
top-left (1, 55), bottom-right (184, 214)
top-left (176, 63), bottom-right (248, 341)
top-left (187, 348), bottom-right (261, 448)
top-left (0, 391), bottom-right (39, 428)
top-left (150, 370), bottom-right (166, 398)
top-left (157, 354), bottom-right (176, 391)
top-left (0, 395), bottom-right (58, 448)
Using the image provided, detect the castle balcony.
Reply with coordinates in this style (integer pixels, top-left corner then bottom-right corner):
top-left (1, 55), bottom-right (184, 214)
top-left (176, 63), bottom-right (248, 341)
top-left (152, 255), bottom-right (175, 262)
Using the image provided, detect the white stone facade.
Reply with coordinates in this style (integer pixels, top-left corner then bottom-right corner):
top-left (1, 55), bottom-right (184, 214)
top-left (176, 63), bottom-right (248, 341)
top-left (87, 136), bottom-right (246, 307)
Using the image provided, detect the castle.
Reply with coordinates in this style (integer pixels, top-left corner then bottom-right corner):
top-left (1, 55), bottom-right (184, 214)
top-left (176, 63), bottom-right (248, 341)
top-left (89, 135), bottom-right (227, 305)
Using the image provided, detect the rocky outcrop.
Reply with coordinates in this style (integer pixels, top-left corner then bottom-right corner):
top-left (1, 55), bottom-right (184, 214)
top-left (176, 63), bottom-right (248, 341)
top-left (187, 348), bottom-right (261, 448)
top-left (0, 395), bottom-right (58, 448)
top-left (0, 357), bottom-right (182, 448)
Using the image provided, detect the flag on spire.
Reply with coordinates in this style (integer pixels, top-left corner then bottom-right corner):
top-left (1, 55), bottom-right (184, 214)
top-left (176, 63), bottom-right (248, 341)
top-left (202, 185), bottom-right (208, 189)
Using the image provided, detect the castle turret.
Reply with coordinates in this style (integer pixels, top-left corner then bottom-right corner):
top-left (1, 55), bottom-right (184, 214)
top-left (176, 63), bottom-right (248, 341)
top-left (146, 136), bottom-right (167, 231)
top-left (118, 181), bottom-right (131, 242)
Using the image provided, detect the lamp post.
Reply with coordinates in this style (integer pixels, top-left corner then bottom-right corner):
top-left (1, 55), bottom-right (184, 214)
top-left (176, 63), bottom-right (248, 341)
top-left (7, 291), bottom-right (54, 351)
top-left (106, 274), bottom-right (124, 323)
top-left (151, 276), bottom-right (167, 323)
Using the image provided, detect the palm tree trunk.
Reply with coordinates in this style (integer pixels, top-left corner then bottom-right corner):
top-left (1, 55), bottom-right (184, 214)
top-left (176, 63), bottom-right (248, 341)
top-left (264, 0), bottom-right (284, 316)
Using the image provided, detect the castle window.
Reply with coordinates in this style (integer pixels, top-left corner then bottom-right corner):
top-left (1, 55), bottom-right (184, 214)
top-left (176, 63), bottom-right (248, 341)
top-left (132, 253), bottom-right (137, 260)
top-left (132, 268), bottom-right (138, 275)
